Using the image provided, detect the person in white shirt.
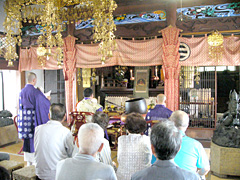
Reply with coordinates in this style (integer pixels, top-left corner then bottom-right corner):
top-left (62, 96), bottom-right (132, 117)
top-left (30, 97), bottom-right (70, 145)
top-left (56, 123), bottom-right (117, 180)
top-left (92, 112), bottom-right (116, 169)
top-left (34, 103), bottom-right (74, 180)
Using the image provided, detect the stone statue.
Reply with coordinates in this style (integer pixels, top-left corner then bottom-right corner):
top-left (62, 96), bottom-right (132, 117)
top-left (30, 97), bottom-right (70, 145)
top-left (212, 90), bottom-right (240, 148)
top-left (220, 90), bottom-right (240, 127)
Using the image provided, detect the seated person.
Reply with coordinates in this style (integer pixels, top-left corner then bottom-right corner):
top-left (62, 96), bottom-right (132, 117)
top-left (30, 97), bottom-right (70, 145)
top-left (34, 103), bottom-right (74, 180)
top-left (71, 112), bottom-right (114, 168)
top-left (170, 110), bottom-right (210, 179)
top-left (131, 120), bottom-right (200, 180)
top-left (56, 123), bottom-right (117, 180)
top-left (92, 112), bottom-right (115, 168)
top-left (117, 113), bottom-right (152, 180)
top-left (145, 94), bottom-right (172, 135)
top-left (145, 94), bottom-right (172, 121)
top-left (76, 88), bottom-right (102, 123)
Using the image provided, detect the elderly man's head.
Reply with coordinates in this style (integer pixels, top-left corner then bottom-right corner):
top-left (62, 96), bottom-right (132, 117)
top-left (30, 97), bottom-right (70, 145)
top-left (156, 94), bottom-right (166, 105)
top-left (50, 103), bottom-right (66, 121)
top-left (169, 110), bottom-right (189, 132)
top-left (77, 123), bottom-right (104, 156)
top-left (150, 120), bottom-right (182, 160)
top-left (27, 72), bottom-right (37, 85)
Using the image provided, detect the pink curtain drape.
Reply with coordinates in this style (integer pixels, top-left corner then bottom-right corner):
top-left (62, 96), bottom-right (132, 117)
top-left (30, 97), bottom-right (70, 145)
top-left (19, 39), bottom-right (163, 71)
top-left (63, 36), bottom-right (77, 123)
top-left (19, 47), bottom-right (62, 72)
top-left (19, 37), bottom-right (240, 72)
top-left (179, 36), bottom-right (240, 66)
top-left (75, 38), bottom-right (163, 68)
top-left (18, 36), bottom-right (240, 115)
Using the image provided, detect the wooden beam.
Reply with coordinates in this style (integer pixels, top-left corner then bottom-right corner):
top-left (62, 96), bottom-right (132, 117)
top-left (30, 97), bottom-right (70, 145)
top-left (21, 71), bottom-right (25, 89)
top-left (177, 0), bottom-right (239, 7)
top-left (180, 29), bottom-right (240, 36)
top-left (166, 0), bottom-right (177, 26)
top-left (115, 0), bottom-right (238, 8)
top-left (177, 17), bottom-right (240, 34)
top-left (67, 21), bottom-right (75, 36)
top-left (0, 60), bottom-right (18, 70)
top-left (114, 3), bottom-right (166, 15)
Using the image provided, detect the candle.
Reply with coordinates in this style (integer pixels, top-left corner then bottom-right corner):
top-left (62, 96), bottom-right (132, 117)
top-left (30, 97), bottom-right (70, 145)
top-left (98, 96), bottom-right (100, 104)
top-left (155, 66), bottom-right (158, 76)
top-left (130, 69), bottom-right (133, 78)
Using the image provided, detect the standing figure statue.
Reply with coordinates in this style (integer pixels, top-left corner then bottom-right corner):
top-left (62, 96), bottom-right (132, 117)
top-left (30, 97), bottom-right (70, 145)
top-left (221, 90), bottom-right (240, 127)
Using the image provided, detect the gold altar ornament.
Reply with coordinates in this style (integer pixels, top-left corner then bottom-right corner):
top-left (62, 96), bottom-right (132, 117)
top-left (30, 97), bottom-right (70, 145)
top-left (91, 68), bottom-right (97, 85)
top-left (194, 66), bottom-right (200, 85)
top-left (82, 68), bottom-right (91, 88)
top-left (208, 30), bottom-right (224, 62)
top-left (77, 68), bottom-right (82, 86)
top-left (3, 0), bottom-right (117, 66)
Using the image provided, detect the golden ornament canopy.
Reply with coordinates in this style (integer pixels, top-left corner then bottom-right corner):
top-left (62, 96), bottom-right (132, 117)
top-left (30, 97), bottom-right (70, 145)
top-left (3, 0), bottom-right (117, 66)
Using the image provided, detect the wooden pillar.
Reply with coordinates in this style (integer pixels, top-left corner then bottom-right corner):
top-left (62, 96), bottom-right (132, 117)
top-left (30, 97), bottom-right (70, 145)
top-left (166, 0), bottom-right (177, 27)
top-left (161, 26), bottom-right (181, 111)
top-left (161, 1), bottom-right (180, 111)
top-left (67, 21), bottom-right (75, 36)
top-left (21, 71), bottom-right (26, 89)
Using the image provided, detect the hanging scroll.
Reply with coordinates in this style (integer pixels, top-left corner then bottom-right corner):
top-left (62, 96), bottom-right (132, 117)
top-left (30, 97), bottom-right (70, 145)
top-left (133, 67), bottom-right (149, 98)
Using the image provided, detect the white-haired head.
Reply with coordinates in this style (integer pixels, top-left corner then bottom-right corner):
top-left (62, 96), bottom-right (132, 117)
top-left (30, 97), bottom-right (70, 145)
top-left (169, 110), bottom-right (189, 132)
top-left (27, 72), bottom-right (37, 85)
top-left (157, 94), bottom-right (166, 105)
top-left (78, 123), bottom-right (104, 156)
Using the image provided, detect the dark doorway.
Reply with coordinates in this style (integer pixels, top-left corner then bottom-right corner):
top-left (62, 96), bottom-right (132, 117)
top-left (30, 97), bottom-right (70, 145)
top-left (217, 67), bottom-right (239, 113)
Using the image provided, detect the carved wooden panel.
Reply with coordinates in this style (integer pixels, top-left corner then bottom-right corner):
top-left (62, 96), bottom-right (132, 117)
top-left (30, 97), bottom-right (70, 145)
top-left (177, 17), bottom-right (240, 33)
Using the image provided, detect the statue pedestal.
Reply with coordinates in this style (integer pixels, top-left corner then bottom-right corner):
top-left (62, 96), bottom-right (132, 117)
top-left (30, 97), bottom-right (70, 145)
top-left (210, 142), bottom-right (240, 177)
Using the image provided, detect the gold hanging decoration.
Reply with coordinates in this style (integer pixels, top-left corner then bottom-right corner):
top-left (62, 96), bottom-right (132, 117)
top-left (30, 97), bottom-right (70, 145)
top-left (91, 68), bottom-right (97, 85)
top-left (77, 68), bottom-right (82, 85)
top-left (194, 67), bottom-right (200, 85)
top-left (82, 68), bottom-right (91, 88)
top-left (56, 47), bottom-right (64, 67)
top-left (37, 56), bottom-right (46, 67)
top-left (3, 0), bottom-right (117, 66)
top-left (208, 30), bottom-right (224, 62)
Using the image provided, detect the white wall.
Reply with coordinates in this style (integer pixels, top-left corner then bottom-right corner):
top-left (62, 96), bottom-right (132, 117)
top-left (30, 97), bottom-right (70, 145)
top-left (0, 69), bottom-right (44, 117)
top-left (2, 70), bottom-right (21, 117)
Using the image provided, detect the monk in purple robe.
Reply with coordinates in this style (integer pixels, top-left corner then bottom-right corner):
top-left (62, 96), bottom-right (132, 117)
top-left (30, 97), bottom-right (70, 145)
top-left (17, 72), bottom-right (50, 165)
top-left (145, 94), bottom-right (172, 135)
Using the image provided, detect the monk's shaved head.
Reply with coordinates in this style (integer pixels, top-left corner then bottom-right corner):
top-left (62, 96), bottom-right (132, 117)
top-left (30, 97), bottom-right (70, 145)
top-left (27, 72), bottom-right (37, 83)
top-left (157, 94), bottom-right (166, 104)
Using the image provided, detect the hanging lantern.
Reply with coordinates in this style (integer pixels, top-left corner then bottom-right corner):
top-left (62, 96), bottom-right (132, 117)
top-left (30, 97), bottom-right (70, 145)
top-left (208, 30), bottom-right (224, 62)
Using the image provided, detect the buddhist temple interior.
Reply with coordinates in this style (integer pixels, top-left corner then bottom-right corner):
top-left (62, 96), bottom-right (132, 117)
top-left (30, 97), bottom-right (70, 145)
top-left (0, 0), bottom-right (240, 179)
